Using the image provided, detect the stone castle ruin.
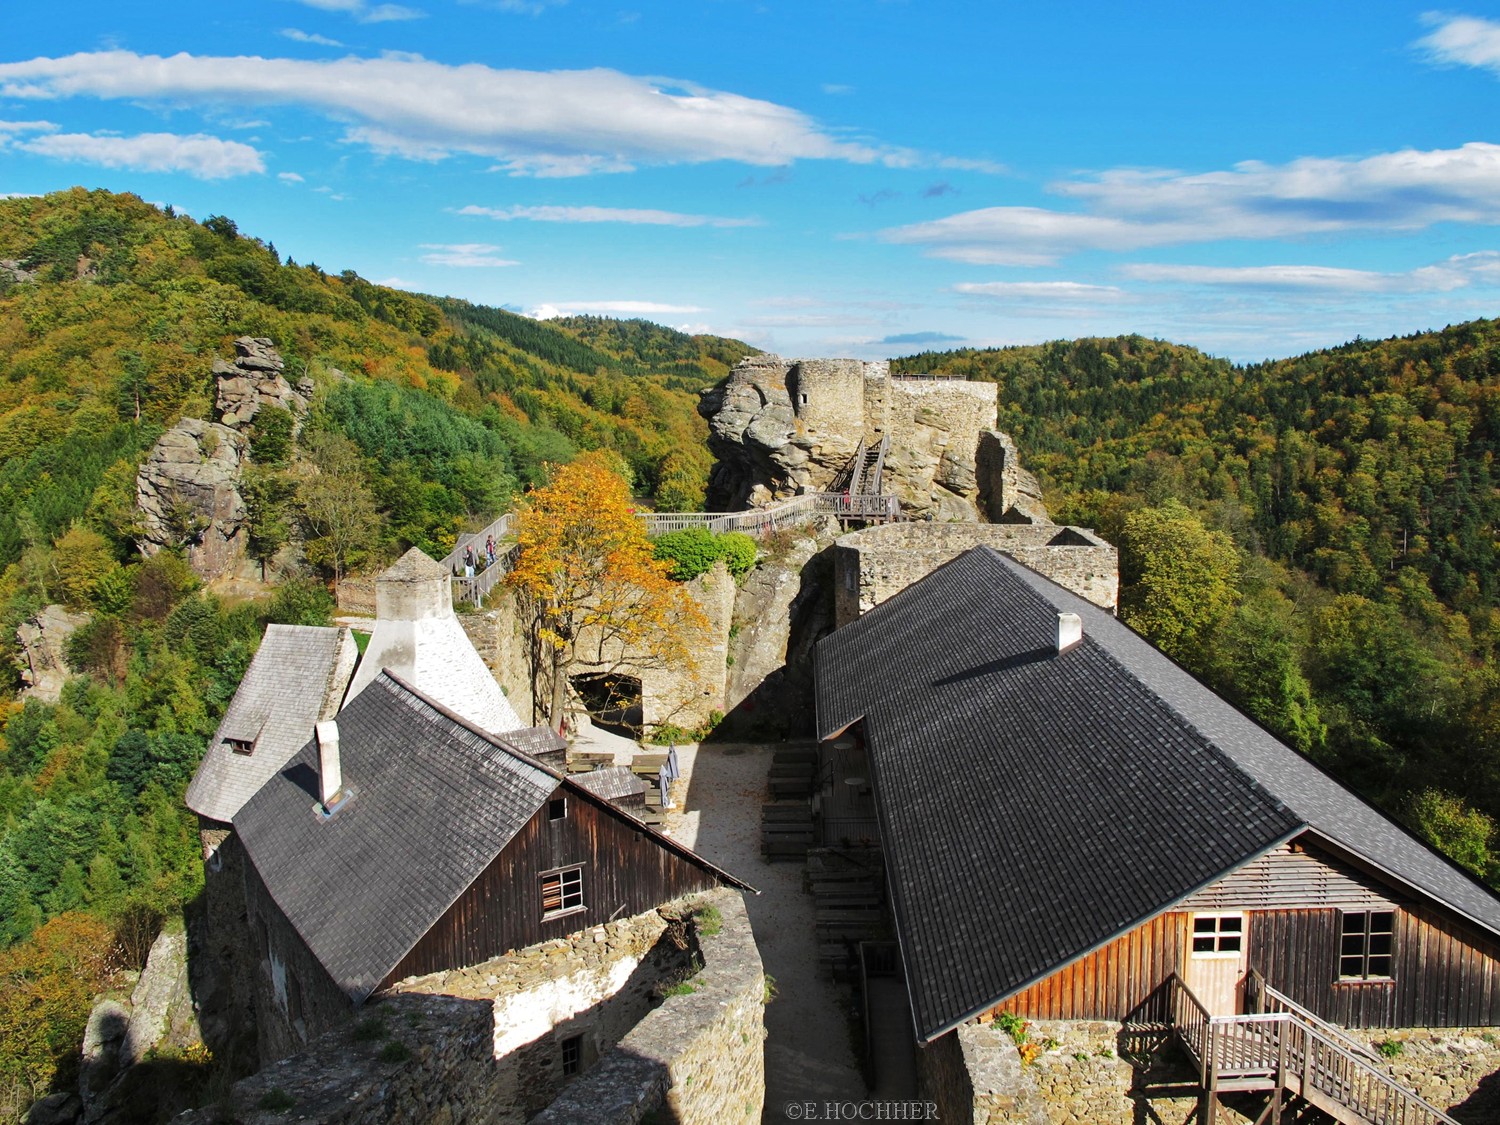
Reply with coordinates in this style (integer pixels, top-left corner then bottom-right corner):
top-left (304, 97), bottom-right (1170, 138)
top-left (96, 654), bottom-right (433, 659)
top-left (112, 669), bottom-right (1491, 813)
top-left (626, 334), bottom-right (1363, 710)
top-left (701, 354), bottom-right (1047, 522)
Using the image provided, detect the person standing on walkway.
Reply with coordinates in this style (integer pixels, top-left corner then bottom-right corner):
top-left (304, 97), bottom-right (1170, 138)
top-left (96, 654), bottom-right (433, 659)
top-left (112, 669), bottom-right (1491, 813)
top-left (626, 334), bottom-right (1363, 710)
top-left (464, 544), bottom-right (475, 578)
top-left (486, 534), bottom-right (497, 565)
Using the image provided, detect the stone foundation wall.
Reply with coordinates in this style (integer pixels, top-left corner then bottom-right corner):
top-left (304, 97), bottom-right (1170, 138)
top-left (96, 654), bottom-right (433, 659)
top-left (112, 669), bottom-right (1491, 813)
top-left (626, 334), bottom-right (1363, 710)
top-left (530, 889), bottom-right (766, 1125)
top-left (1344, 1027), bottom-right (1500, 1123)
top-left (834, 522), bottom-right (1118, 627)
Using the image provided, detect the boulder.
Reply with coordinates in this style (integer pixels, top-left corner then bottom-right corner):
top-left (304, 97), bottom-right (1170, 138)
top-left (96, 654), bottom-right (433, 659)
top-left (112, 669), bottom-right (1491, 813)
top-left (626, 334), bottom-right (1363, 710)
top-left (975, 430), bottom-right (1051, 524)
top-left (134, 418), bottom-right (249, 580)
top-left (123, 929), bottom-right (196, 1065)
top-left (79, 1000), bottom-right (130, 1114)
top-left (24, 1092), bottom-right (81, 1125)
top-left (15, 604), bottom-right (89, 703)
top-left (214, 336), bottom-right (309, 430)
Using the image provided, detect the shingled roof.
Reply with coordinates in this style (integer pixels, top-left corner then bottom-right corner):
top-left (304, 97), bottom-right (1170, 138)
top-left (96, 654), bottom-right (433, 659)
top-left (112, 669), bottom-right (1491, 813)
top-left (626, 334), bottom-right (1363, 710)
top-left (185, 625), bottom-right (358, 824)
top-left (235, 671), bottom-right (746, 1003)
top-left (816, 546), bottom-right (1500, 1043)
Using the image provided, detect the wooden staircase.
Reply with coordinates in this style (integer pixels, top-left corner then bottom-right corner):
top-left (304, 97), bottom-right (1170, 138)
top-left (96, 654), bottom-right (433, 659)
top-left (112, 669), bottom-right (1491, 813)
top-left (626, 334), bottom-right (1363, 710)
top-left (1164, 974), bottom-right (1461, 1125)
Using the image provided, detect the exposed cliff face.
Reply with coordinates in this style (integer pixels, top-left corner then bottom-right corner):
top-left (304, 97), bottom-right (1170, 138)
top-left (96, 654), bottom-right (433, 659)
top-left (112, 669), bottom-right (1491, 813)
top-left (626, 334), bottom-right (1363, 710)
top-left (214, 336), bottom-right (311, 430)
top-left (15, 603), bottom-right (89, 703)
top-left (134, 418), bottom-right (249, 580)
top-left (698, 354), bottom-right (1003, 520)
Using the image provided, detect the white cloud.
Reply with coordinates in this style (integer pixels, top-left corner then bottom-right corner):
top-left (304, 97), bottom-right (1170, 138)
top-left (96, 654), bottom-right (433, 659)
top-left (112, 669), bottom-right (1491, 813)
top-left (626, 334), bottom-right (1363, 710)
top-left (291, 0), bottom-right (424, 22)
top-left (822, 83), bottom-right (854, 95)
top-left (528, 300), bottom-right (706, 318)
top-left (15, 131), bottom-right (264, 178)
top-left (0, 119), bottom-right (57, 135)
top-left (455, 203), bottom-right (759, 227)
top-left (419, 242), bottom-right (520, 266)
top-left (0, 50), bottom-right (985, 177)
top-left (952, 281), bottom-right (1128, 301)
top-left (1415, 12), bottom-right (1500, 74)
top-left (0, 191), bottom-right (41, 199)
top-left (278, 171), bottom-right (305, 182)
top-left (374, 275), bottom-right (416, 288)
top-left (280, 28), bottom-right (346, 46)
top-left (882, 143), bottom-right (1500, 264)
top-left (1120, 252), bottom-right (1500, 293)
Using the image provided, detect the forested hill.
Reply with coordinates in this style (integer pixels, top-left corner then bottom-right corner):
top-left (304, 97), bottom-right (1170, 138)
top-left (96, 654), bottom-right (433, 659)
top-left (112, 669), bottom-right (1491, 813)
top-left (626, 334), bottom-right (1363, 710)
top-left (0, 187), bottom-right (752, 573)
top-left (896, 327), bottom-right (1500, 878)
top-left (0, 188), bottom-right (755, 1106)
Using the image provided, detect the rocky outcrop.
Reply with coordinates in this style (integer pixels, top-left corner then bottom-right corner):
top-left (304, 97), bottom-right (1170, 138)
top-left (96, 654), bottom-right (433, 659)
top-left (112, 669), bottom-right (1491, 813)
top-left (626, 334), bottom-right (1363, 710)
top-left (214, 337), bottom-right (311, 430)
top-left (135, 418), bottom-right (249, 580)
top-left (16, 604), bottom-right (89, 703)
top-left (699, 354), bottom-right (1000, 520)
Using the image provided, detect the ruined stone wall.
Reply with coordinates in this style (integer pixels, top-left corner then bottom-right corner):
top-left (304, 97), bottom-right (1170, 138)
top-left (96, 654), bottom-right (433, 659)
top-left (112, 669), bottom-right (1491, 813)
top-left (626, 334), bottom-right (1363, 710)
top-left (834, 522), bottom-right (1119, 627)
top-left (458, 597), bottom-right (537, 727)
top-left (531, 889), bottom-right (766, 1125)
top-left (198, 823), bottom-right (259, 1067)
top-left (639, 562), bottom-right (737, 731)
top-left (789, 358), bottom-right (867, 454)
top-left (180, 891), bottom-right (759, 1125)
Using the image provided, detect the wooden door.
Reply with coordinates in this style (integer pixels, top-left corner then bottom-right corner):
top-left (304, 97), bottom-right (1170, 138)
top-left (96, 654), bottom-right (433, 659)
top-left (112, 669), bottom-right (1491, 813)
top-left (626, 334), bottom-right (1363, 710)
top-left (1183, 912), bottom-right (1248, 1015)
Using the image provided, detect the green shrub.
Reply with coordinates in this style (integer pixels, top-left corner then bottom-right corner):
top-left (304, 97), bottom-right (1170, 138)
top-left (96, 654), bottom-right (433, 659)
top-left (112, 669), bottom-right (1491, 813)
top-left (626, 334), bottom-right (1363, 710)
top-left (258, 1089), bottom-right (295, 1113)
top-left (653, 527), bottom-right (720, 581)
top-left (718, 532), bottom-right (757, 577)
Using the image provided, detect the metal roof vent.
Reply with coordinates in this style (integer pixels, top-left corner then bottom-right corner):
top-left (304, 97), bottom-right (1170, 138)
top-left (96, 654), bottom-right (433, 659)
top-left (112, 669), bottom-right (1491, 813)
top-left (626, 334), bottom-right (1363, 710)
top-left (1056, 612), bottom-right (1083, 654)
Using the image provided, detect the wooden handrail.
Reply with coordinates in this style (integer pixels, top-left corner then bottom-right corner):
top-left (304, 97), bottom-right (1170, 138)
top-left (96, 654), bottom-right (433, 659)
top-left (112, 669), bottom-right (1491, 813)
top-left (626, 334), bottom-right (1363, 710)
top-left (1248, 968), bottom-right (1385, 1066)
top-left (1165, 971), bottom-right (1462, 1125)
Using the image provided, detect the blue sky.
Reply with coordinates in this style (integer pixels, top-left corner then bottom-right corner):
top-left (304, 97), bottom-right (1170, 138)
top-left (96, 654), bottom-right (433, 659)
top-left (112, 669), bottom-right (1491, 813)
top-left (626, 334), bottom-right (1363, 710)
top-left (4, 2), bottom-right (1500, 362)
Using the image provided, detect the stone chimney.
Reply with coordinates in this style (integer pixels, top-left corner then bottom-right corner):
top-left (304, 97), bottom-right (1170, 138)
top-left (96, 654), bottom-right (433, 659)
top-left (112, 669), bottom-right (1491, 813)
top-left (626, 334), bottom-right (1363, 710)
top-left (316, 719), bottom-right (343, 809)
top-left (374, 547), bottom-right (453, 622)
top-left (1056, 612), bottom-right (1083, 654)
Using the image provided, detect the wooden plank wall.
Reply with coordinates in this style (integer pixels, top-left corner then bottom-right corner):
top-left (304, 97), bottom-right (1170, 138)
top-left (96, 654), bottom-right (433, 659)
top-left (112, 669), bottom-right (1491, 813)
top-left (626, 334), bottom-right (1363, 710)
top-left (382, 788), bottom-right (723, 985)
top-left (999, 913), bottom-right (1186, 1021)
top-left (1180, 843), bottom-right (1396, 912)
top-left (1256, 904), bottom-right (1500, 1028)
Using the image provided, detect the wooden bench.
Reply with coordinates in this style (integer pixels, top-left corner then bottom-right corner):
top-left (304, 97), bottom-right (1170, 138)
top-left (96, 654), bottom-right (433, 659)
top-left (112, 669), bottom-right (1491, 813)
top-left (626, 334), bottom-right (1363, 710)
top-left (566, 751), bottom-right (616, 773)
top-left (630, 753), bottom-right (669, 777)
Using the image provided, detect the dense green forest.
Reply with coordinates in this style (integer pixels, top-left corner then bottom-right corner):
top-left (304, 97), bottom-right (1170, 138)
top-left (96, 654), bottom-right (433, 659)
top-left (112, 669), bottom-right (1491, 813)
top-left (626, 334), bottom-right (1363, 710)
top-left (0, 188), bottom-right (752, 1111)
top-left (895, 328), bottom-right (1500, 880)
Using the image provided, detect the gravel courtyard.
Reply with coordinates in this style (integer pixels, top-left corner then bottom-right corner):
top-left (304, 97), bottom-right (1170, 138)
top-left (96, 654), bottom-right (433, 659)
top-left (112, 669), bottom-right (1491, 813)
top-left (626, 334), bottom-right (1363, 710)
top-left (663, 740), bottom-right (868, 1122)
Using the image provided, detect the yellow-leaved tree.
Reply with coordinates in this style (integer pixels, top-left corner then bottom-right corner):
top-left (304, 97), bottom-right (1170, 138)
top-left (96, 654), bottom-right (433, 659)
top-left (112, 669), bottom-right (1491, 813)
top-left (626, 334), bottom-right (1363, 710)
top-left (507, 453), bottom-right (706, 731)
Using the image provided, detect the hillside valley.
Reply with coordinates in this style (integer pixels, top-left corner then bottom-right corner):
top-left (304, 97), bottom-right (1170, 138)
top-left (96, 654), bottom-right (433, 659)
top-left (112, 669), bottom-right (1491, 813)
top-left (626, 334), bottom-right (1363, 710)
top-left (2, 188), bottom-right (1500, 1119)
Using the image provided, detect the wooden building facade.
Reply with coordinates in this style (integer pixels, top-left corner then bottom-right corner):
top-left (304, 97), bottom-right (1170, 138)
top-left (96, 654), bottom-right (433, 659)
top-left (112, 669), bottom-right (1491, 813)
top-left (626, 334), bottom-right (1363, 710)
top-left (994, 835), bottom-right (1500, 1029)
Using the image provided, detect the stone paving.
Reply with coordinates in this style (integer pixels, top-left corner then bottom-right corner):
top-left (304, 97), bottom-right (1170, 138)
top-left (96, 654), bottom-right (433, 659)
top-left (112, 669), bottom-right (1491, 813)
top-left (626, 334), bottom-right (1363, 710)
top-left (663, 740), bottom-right (868, 1123)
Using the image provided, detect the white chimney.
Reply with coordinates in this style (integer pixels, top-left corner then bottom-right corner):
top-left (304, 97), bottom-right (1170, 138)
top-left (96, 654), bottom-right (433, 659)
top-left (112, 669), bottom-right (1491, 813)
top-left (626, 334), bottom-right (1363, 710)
top-left (315, 720), bottom-right (343, 809)
top-left (1056, 612), bottom-right (1083, 654)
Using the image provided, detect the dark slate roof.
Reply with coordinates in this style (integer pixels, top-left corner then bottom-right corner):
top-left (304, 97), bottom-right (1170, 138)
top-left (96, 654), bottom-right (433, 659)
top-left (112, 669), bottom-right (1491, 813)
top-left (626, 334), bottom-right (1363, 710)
top-left (185, 625), bottom-right (358, 824)
top-left (572, 765), bottom-right (648, 801)
top-left (235, 672), bottom-right (750, 1004)
top-left (495, 726), bottom-right (568, 758)
top-left (816, 546), bottom-right (1500, 1043)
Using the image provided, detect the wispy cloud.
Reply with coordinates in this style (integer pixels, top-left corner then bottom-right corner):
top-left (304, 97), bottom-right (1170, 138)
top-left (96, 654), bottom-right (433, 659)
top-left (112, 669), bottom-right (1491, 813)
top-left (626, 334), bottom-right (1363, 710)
top-left (278, 171), bottom-right (305, 183)
top-left (280, 28), bottom-right (346, 46)
top-left (530, 300), bottom-right (705, 318)
top-left (1121, 252), bottom-right (1500, 293)
top-left (0, 119), bottom-right (57, 135)
top-left (822, 83), bottom-right (854, 95)
top-left (0, 50), bottom-right (995, 178)
top-left (460, 0), bottom-right (568, 13)
top-left (291, 0), bottom-right (424, 23)
top-left (882, 143), bottom-right (1500, 264)
top-left (1415, 12), bottom-right (1500, 75)
top-left (419, 242), bottom-right (520, 266)
top-left (0, 191), bottom-right (41, 199)
top-left (455, 203), bottom-right (759, 227)
top-left (953, 280), bottom-right (1128, 301)
top-left (9, 131), bottom-right (264, 178)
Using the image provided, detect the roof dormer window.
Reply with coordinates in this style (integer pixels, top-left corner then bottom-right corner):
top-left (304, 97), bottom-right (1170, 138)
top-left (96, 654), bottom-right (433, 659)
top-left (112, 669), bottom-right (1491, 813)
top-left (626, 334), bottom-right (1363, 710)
top-left (227, 737), bottom-right (254, 755)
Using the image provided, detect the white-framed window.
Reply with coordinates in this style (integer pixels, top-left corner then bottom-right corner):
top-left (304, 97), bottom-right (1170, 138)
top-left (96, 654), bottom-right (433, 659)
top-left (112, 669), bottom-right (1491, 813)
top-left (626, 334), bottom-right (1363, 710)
top-left (540, 865), bottom-right (584, 919)
top-left (1190, 912), bottom-right (1245, 957)
top-left (1339, 910), bottom-right (1395, 980)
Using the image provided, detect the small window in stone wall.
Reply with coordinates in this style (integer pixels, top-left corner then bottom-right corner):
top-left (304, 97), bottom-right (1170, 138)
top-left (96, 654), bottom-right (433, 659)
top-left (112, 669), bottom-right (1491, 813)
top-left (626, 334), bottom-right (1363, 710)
top-left (560, 1033), bottom-right (583, 1076)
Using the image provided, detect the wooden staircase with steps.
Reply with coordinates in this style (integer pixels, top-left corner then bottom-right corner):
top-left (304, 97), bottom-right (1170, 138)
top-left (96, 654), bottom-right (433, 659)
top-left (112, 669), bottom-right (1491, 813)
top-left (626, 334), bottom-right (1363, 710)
top-left (1158, 973), bottom-right (1462, 1125)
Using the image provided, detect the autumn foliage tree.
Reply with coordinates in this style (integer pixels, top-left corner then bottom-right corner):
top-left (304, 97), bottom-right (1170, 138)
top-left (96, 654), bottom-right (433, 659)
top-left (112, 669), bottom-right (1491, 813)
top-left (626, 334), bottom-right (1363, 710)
top-left (507, 454), bottom-right (706, 730)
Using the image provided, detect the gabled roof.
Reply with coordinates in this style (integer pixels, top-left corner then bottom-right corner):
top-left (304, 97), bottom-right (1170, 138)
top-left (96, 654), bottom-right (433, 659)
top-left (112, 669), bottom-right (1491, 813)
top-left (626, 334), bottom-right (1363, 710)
top-left (235, 672), bottom-right (749, 1004)
top-left (572, 765), bottom-right (648, 802)
top-left (816, 546), bottom-right (1500, 1043)
top-left (185, 625), bottom-right (358, 824)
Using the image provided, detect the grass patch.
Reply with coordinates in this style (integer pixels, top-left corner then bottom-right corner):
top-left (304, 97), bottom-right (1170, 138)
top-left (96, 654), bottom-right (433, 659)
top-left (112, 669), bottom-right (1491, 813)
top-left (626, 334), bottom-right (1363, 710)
top-left (378, 1040), bottom-right (412, 1064)
top-left (351, 1017), bottom-right (386, 1043)
top-left (695, 904), bottom-right (723, 937)
top-left (659, 980), bottom-right (698, 998)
